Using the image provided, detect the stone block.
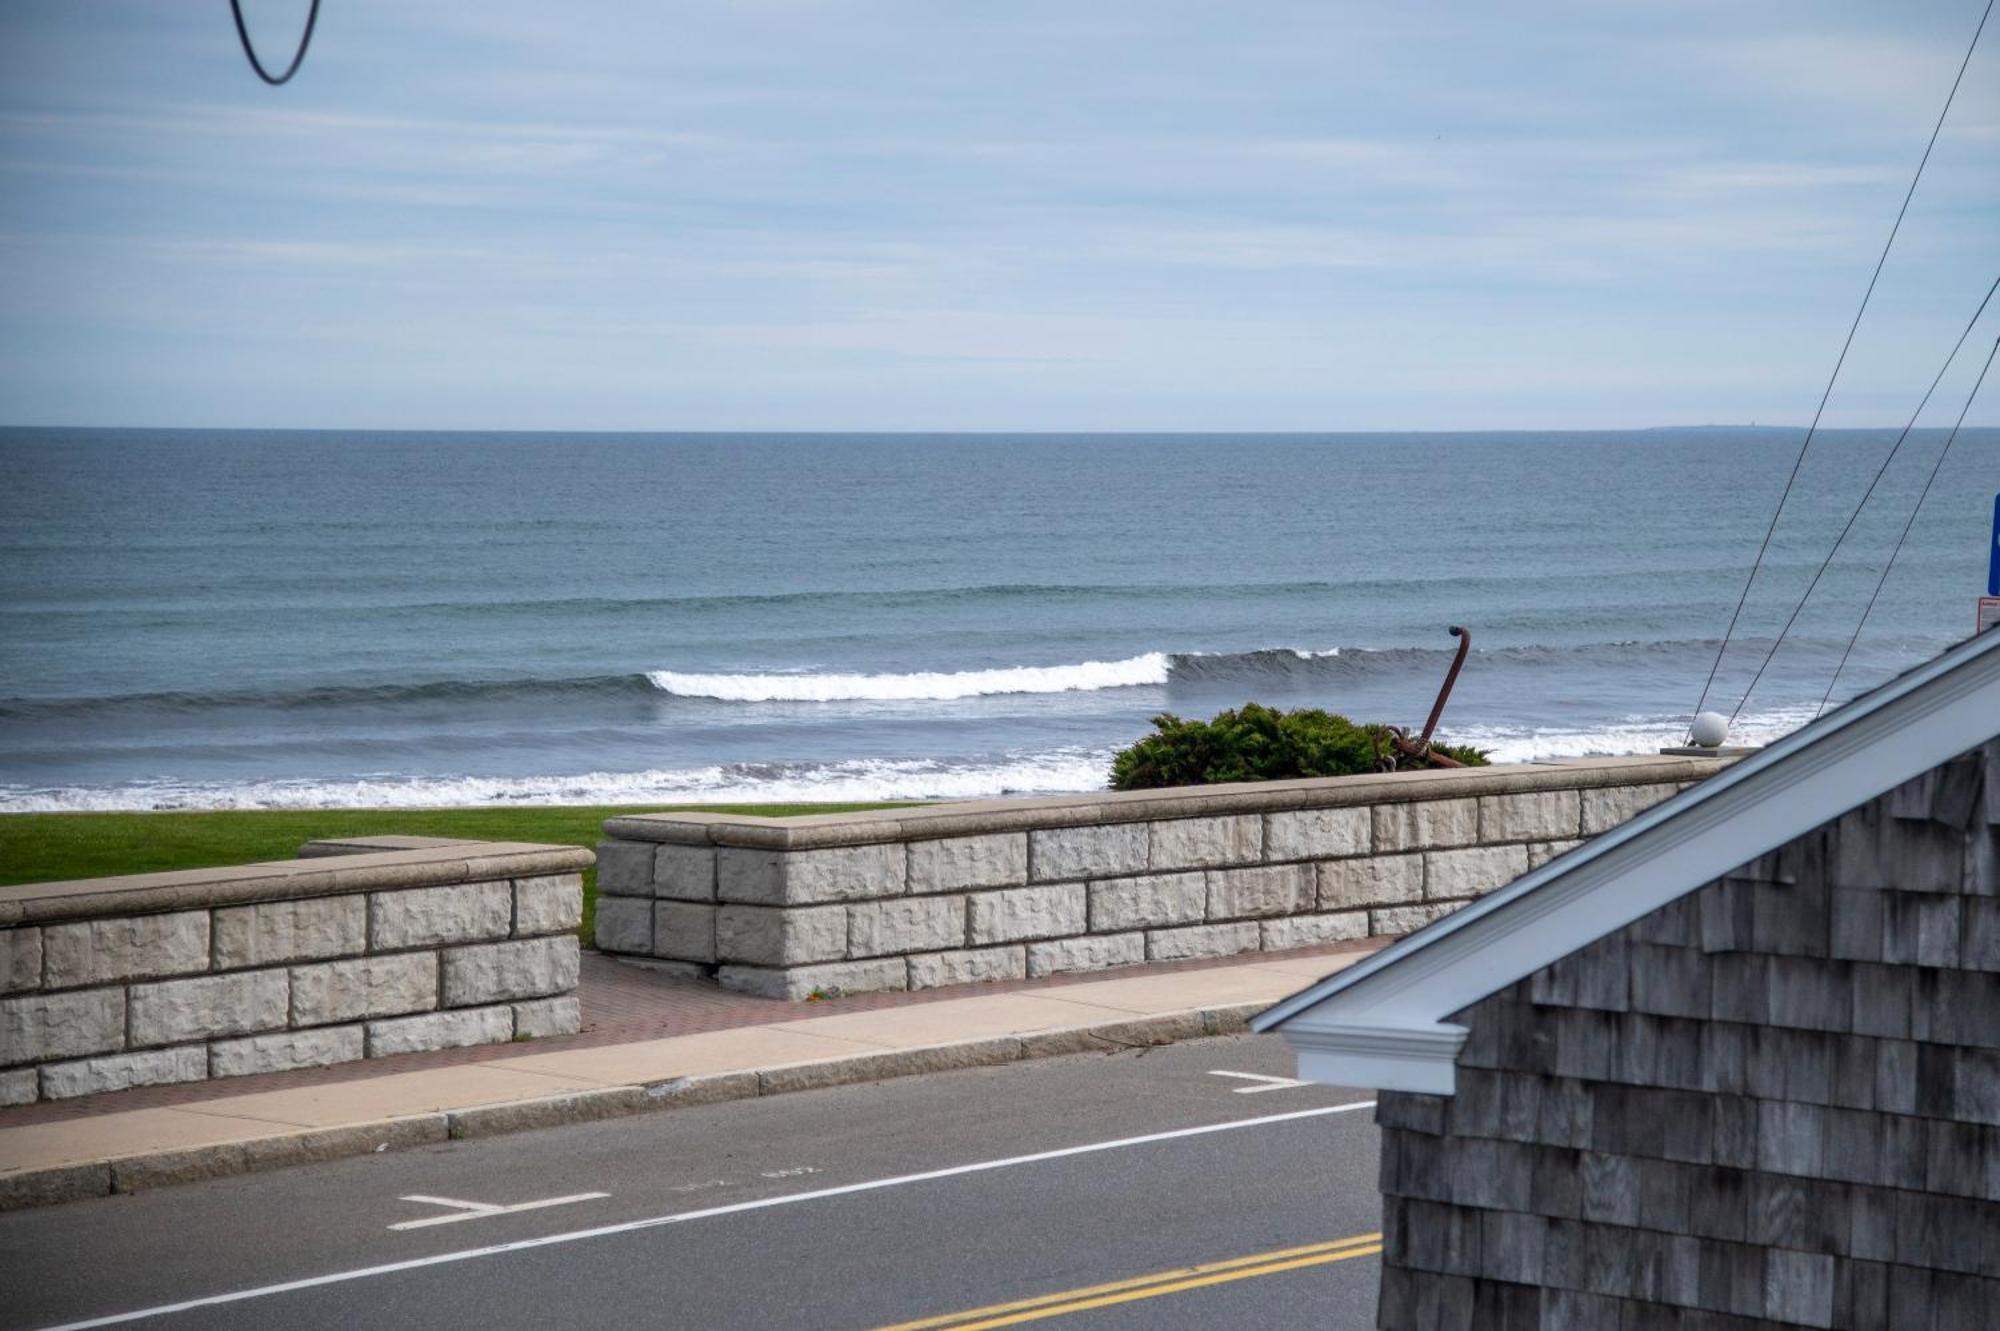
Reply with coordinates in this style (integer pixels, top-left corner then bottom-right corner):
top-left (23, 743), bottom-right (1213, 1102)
top-left (967, 884), bottom-right (1087, 945)
top-left (514, 995), bottom-right (581, 1039)
top-left (715, 905), bottom-right (844, 965)
top-left (0, 1068), bottom-right (35, 1106)
top-left (1479, 790), bottom-right (1581, 842)
top-left (717, 958), bottom-right (906, 1000)
top-left (848, 896), bottom-right (965, 957)
top-left (367, 1005), bottom-right (515, 1057)
top-left (1582, 782), bottom-right (1680, 836)
top-left (43, 912), bottom-right (209, 988)
top-left (1261, 912), bottom-right (1368, 950)
top-left (129, 971), bottom-right (289, 1046)
top-left (718, 844), bottom-right (904, 904)
top-left (1146, 922), bottom-right (1259, 962)
top-left (441, 935), bottom-right (579, 1006)
top-left (1026, 933), bottom-right (1146, 978)
top-left (654, 901), bottom-right (718, 963)
top-left (212, 896), bottom-right (365, 969)
top-left (1088, 873), bottom-right (1205, 931)
top-left (0, 928), bottom-right (41, 993)
top-left (611, 957), bottom-right (709, 981)
top-left (1265, 807), bottom-right (1370, 861)
top-left (1424, 844), bottom-right (1531, 899)
top-left (290, 952), bottom-right (438, 1025)
top-left (1373, 797), bottom-right (1479, 851)
top-left (1150, 816), bottom-right (1262, 870)
top-left (0, 988), bottom-right (124, 1065)
top-left (1319, 854), bottom-right (1424, 910)
top-left (1206, 864), bottom-right (1315, 920)
top-left (41, 1046), bottom-right (207, 1100)
top-left (209, 1026), bottom-right (364, 1077)
top-left (1528, 840), bottom-right (1585, 870)
top-left (1029, 824), bottom-right (1148, 882)
top-left (1373, 903), bottom-right (1456, 934)
top-left (369, 881), bottom-right (512, 950)
top-left (513, 874), bottom-right (583, 936)
top-left (654, 844), bottom-right (717, 901)
top-left (908, 834), bottom-right (1028, 893)
top-left (592, 897), bottom-right (654, 955)
top-left (908, 946), bottom-right (1027, 989)
top-left (593, 840), bottom-right (656, 895)
top-left (720, 851), bottom-right (780, 903)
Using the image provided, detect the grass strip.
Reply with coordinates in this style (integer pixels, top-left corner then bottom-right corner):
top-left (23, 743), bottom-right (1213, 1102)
top-left (0, 804), bottom-right (905, 944)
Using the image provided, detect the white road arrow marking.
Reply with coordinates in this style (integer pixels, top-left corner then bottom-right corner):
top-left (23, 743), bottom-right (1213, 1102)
top-left (389, 1192), bottom-right (609, 1231)
top-left (1207, 1070), bottom-right (1310, 1094)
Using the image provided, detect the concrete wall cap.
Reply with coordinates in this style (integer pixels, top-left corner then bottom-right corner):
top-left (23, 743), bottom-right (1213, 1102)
top-left (294, 835), bottom-right (480, 858)
top-left (602, 757), bottom-right (1734, 850)
top-left (0, 842), bottom-right (595, 927)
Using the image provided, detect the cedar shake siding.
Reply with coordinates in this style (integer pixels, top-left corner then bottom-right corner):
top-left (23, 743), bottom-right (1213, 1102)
top-left (1373, 740), bottom-right (2000, 1329)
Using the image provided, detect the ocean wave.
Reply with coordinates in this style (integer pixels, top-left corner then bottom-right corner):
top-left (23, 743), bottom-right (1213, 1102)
top-left (646, 654), bottom-right (1171, 702)
top-left (2, 635), bottom-right (1928, 720)
top-left (0, 751), bottom-right (1116, 813)
top-left (1451, 705), bottom-right (1819, 764)
top-left (0, 674), bottom-right (658, 721)
top-left (0, 572), bottom-right (1707, 618)
top-left (640, 638), bottom-right (1792, 704)
top-left (0, 697), bottom-right (1830, 812)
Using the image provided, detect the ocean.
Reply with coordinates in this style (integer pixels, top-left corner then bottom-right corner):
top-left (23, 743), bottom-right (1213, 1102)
top-left (1, 428), bottom-right (1993, 812)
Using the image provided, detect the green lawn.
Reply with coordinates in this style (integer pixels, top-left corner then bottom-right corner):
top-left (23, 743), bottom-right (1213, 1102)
top-left (0, 804), bottom-right (903, 945)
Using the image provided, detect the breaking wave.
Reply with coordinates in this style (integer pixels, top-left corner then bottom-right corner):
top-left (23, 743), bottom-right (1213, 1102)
top-left (2, 636), bottom-right (1919, 720)
top-left (0, 750), bottom-right (1117, 813)
top-left (646, 654), bottom-right (1171, 702)
top-left (1455, 705), bottom-right (1820, 764)
top-left (642, 639), bottom-right (1729, 704)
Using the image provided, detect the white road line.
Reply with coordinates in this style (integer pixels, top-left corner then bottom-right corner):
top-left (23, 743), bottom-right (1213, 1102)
top-left (42, 1100), bottom-right (1375, 1330)
top-left (388, 1192), bottom-right (610, 1231)
top-left (1207, 1071), bottom-right (1310, 1094)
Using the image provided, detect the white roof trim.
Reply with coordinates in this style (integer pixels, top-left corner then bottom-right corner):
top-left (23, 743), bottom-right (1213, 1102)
top-left (1253, 629), bottom-right (2000, 1095)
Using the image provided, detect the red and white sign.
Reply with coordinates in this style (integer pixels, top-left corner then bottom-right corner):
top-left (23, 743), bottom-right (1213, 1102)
top-left (1980, 597), bottom-right (2000, 635)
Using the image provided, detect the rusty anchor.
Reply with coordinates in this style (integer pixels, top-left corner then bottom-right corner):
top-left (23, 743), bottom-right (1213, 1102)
top-left (1383, 625), bottom-right (1471, 770)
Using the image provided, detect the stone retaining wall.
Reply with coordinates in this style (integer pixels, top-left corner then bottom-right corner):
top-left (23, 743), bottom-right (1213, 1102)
top-left (0, 838), bottom-right (590, 1104)
top-left (595, 756), bottom-right (1730, 999)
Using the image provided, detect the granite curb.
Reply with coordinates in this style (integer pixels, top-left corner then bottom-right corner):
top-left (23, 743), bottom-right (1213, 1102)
top-left (0, 999), bottom-right (1267, 1213)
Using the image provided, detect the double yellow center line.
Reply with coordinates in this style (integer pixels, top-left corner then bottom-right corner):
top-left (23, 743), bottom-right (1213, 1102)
top-left (871, 1232), bottom-right (1383, 1330)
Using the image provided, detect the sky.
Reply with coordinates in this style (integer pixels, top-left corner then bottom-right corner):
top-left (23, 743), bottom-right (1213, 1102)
top-left (1, 1), bottom-right (1997, 432)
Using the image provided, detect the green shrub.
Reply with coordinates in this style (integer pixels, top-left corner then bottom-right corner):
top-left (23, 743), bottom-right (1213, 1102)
top-left (1109, 703), bottom-right (1488, 791)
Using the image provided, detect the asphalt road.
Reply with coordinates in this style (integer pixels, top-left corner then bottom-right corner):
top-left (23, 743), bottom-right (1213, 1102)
top-left (0, 1034), bottom-right (1383, 1330)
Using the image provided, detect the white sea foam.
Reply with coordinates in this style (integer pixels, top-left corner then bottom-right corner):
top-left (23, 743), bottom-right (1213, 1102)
top-left (1452, 705), bottom-right (1819, 765)
top-left (647, 653), bottom-right (1170, 702)
top-left (0, 751), bottom-right (1116, 813)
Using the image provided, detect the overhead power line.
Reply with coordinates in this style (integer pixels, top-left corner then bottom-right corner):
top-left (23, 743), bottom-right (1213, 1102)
top-left (230, 0), bottom-right (321, 86)
top-left (1814, 336), bottom-right (2000, 717)
top-left (1686, 0), bottom-right (1994, 734)
top-left (1729, 272), bottom-right (2000, 725)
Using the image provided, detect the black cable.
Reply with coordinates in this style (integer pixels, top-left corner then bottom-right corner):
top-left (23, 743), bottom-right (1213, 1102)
top-left (1814, 336), bottom-right (1999, 717)
top-left (230, 0), bottom-right (321, 86)
top-left (1686, 0), bottom-right (1994, 734)
top-left (1730, 272), bottom-right (2000, 724)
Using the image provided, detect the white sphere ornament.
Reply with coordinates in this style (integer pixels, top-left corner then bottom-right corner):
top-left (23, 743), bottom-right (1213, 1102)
top-left (1689, 712), bottom-right (1729, 749)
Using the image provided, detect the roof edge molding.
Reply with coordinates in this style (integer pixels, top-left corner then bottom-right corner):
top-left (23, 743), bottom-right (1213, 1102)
top-left (1285, 1021), bottom-right (1469, 1095)
top-left (1254, 630), bottom-right (2000, 1095)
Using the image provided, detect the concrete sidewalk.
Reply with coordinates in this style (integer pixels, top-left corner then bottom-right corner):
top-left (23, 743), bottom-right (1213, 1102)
top-left (0, 939), bottom-right (1381, 1212)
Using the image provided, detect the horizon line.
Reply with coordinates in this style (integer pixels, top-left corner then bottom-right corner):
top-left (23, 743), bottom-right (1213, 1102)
top-left (9, 422), bottom-right (2000, 438)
